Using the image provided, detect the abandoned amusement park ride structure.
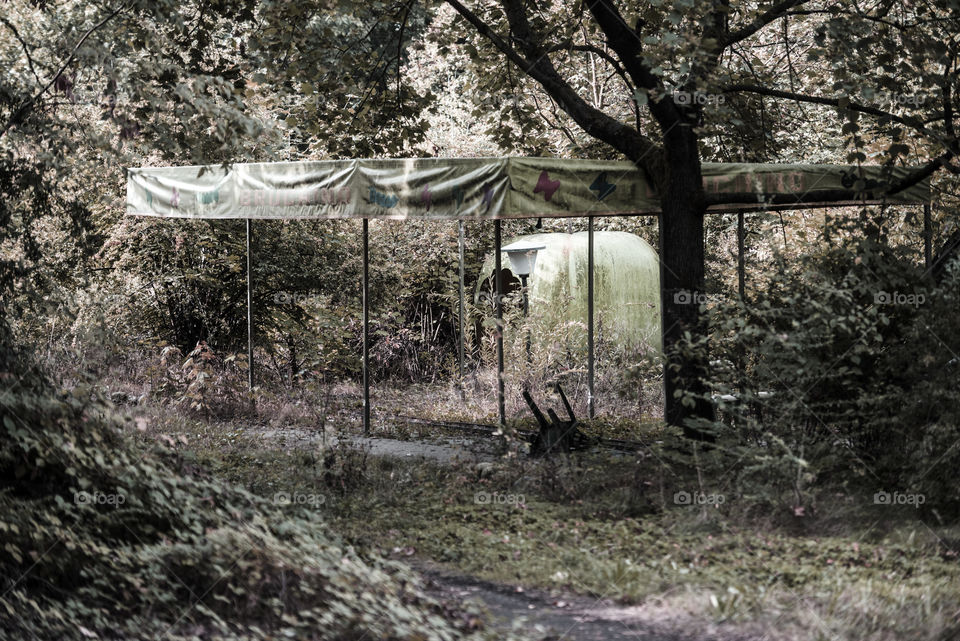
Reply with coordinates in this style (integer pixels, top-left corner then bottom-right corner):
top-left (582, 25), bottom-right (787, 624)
top-left (125, 156), bottom-right (933, 439)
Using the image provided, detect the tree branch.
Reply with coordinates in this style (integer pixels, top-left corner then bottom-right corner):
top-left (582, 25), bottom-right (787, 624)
top-left (723, 83), bottom-right (935, 137)
top-left (546, 41), bottom-right (624, 78)
top-left (720, 0), bottom-right (811, 50)
top-left (583, 0), bottom-right (682, 130)
top-left (395, 0), bottom-right (415, 109)
top-left (545, 40), bottom-right (634, 96)
top-left (0, 3), bottom-right (129, 139)
top-left (443, 0), bottom-right (660, 165)
top-left (703, 0), bottom-right (730, 52)
top-left (0, 15), bottom-right (42, 87)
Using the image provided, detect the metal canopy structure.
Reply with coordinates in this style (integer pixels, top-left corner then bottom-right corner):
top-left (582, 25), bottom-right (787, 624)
top-left (126, 157), bottom-right (933, 431)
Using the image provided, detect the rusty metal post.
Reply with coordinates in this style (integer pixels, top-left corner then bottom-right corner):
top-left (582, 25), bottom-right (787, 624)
top-left (737, 211), bottom-right (745, 300)
top-left (458, 220), bottom-right (466, 387)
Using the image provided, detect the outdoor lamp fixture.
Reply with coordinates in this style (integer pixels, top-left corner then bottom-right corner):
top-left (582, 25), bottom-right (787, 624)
top-left (502, 240), bottom-right (545, 279)
top-left (502, 240), bottom-right (545, 368)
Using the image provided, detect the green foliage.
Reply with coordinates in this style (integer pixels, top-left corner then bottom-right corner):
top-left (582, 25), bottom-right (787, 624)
top-left (0, 157), bottom-right (96, 333)
top-left (94, 217), bottom-right (362, 378)
top-left (300, 443), bottom-right (960, 641)
top-left (1, 0), bottom-right (440, 387)
top-left (152, 342), bottom-right (252, 418)
top-left (365, 221), bottom-right (466, 381)
top-left (678, 212), bottom-right (960, 510)
top-left (2, 1), bottom-right (266, 166)
top-left (0, 345), bottom-right (516, 640)
top-left (250, 0), bottom-right (434, 158)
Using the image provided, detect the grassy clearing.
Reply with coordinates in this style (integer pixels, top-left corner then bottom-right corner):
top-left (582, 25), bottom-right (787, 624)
top-left (141, 400), bottom-right (960, 641)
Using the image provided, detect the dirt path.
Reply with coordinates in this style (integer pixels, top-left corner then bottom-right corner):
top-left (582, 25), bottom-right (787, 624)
top-left (261, 425), bottom-right (755, 640)
top-left (416, 562), bottom-right (746, 641)
top-left (261, 425), bottom-right (501, 463)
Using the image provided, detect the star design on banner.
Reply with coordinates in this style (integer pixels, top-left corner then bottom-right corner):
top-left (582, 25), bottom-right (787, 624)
top-left (533, 170), bottom-right (560, 201)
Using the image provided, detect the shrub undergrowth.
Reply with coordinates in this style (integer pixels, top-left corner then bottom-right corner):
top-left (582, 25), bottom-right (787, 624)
top-left (0, 337), bottom-right (519, 641)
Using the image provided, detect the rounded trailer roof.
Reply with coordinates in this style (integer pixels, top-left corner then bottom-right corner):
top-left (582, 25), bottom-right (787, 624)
top-left (479, 231), bottom-right (661, 351)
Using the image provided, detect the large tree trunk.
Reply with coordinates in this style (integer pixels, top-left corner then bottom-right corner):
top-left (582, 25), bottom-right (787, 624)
top-left (656, 125), bottom-right (716, 438)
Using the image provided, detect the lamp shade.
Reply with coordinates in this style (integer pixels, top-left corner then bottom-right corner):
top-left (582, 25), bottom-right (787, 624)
top-left (502, 240), bottom-right (546, 277)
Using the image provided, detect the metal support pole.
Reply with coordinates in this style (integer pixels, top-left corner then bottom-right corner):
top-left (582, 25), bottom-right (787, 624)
top-left (495, 220), bottom-right (505, 426)
top-left (362, 218), bottom-right (370, 435)
top-left (458, 221), bottom-right (466, 387)
top-left (737, 211), bottom-right (745, 300)
top-left (587, 216), bottom-right (595, 419)
top-left (923, 202), bottom-right (932, 269)
top-left (735, 212), bottom-right (746, 397)
top-left (520, 274), bottom-right (531, 363)
top-left (246, 218), bottom-right (254, 395)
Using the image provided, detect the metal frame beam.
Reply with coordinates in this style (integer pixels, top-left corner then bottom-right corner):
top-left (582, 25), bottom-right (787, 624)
top-left (458, 221), bottom-right (466, 388)
top-left (737, 211), bottom-right (746, 300)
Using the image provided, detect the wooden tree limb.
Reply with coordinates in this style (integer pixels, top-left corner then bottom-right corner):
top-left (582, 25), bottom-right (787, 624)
top-left (554, 383), bottom-right (576, 423)
top-left (442, 0), bottom-right (661, 170)
top-left (583, 0), bottom-right (681, 134)
top-left (722, 83), bottom-right (938, 140)
top-left (0, 3), bottom-right (129, 139)
top-left (719, 0), bottom-right (812, 50)
top-left (544, 39), bottom-right (636, 98)
top-left (522, 390), bottom-right (551, 431)
top-left (0, 16), bottom-right (42, 87)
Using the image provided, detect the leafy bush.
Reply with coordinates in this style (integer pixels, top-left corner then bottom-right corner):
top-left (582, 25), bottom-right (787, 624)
top-left (678, 214), bottom-right (960, 511)
top-left (151, 342), bottom-right (253, 419)
top-left (0, 339), bottom-right (515, 640)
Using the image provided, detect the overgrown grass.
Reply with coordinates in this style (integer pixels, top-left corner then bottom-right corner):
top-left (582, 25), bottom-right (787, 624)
top-left (157, 407), bottom-right (960, 641)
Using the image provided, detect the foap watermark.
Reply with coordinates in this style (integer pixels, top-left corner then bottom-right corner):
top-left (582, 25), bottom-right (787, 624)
top-left (673, 91), bottom-right (725, 107)
top-left (75, 490), bottom-right (125, 507)
top-left (463, 90), bottom-right (523, 110)
top-left (874, 290), bottom-right (925, 307)
top-left (674, 490), bottom-right (725, 506)
top-left (476, 291), bottom-right (516, 307)
top-left (869, 91), bottom-right (931, 108)
top-left (674, 290), bottom-right (723, 306)
top-left (874, 490), bottom-right (925, 508)
top-left (475, 491), bottom-right (525, 506)
top-left (274, 491), bottom-right (326, 508)
top-left (273, 291), bottom-right (320, 305)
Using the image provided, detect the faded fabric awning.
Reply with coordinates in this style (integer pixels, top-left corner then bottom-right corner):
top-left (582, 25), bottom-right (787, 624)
top-left (126, 157), bottom-right (931, 220)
